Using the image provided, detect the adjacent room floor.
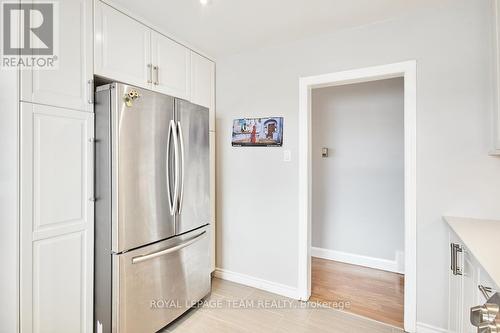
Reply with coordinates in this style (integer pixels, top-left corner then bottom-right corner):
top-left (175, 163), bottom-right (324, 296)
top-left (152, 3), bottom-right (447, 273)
top-left (163, 278), bottom-right (403, 333)
top-left (310, 257), bottom-right (405, 328)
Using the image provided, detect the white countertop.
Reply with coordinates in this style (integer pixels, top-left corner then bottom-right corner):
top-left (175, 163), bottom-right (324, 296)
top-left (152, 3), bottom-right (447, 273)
top-left (444, 216), bottom-right (500, 288)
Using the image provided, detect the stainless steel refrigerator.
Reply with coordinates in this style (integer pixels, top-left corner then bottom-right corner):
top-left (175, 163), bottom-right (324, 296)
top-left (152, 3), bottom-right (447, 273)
top-left (94, 83), bottom-right (211, 333)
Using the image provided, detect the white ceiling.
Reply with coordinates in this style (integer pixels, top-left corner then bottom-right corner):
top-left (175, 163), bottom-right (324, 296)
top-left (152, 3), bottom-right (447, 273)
top-left (110, 0), bottom-right (443, 59)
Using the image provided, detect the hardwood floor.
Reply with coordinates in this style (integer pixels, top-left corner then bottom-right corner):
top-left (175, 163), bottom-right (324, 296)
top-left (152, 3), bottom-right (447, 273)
top-left (310, 257), bottom-right (405, 328)
top-left (163, 278), bottom-right (403, 333)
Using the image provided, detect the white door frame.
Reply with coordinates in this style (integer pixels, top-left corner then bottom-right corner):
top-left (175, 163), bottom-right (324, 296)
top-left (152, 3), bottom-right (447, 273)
top-left (298, 61), bottom-right (417, 332)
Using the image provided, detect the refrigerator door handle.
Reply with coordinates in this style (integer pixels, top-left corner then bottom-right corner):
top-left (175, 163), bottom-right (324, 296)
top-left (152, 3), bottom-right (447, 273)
top-left (177, 121), bottom-right (185, 214)
top-left (131, 231), bottom-right (206, 264)
top-left (166, 120), bottom-right (174, 214)
top-left (166, 120), bottom-right (179, 216)
top-left (172, 120), bottom-right (180, 218)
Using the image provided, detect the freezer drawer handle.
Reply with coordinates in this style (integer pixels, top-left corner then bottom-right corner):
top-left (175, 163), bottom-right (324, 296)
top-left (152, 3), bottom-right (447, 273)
top-left (131, 231), bottom-right (206, 264)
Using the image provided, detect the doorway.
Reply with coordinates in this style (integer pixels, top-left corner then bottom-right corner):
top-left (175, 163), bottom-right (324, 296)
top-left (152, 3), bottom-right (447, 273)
top-left (297, 62), bottom-right (417, 333)
top-left (310, 78), bottom-right (405, 327)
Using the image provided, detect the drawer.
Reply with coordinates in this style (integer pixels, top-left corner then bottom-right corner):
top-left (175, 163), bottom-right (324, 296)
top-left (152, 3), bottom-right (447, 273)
top-left (113, 227), bottom-right (211, 333)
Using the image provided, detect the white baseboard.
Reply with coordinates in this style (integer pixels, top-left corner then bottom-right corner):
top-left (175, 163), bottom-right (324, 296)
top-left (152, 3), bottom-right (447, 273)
top-left (311, 247), bottom-right (404, 274)
top-left (214, 268), bottom-right (301, 300)
top-left (416, 322), bottom-right (450, 333)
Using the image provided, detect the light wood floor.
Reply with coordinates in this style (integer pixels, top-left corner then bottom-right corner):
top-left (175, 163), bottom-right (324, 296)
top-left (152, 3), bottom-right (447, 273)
top-left (162, 278), bottom-right (403, 333)
top-left (310, 257), bottom-right (405, 328)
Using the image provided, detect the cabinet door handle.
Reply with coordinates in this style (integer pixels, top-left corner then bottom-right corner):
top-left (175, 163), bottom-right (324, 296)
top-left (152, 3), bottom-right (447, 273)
top-left (153, 65), bottom-right (159, 85)
top-left (450, 243), bottom-right (455, 273)
top-left (455, 244), bottom-right (463, 275)
top-left (87, 79), bottom-right (94, 104)
top-left (450, 243), bottom-right (463, 276)
top-left (147, 64), bottom-right (152, 84)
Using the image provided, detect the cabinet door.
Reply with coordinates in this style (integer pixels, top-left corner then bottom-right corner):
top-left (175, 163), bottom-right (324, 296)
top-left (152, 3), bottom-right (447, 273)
top-left (151, 31), bottom-right (190, 99)
top-left (21, 0), bottom-right (93, 112)
top-left (95, 1), bottom-right (151, 89)
top-left (449, 233), bottom-right (463, 333)
top-left (20, 103), bottom-right (94, 333)
top-left (191, 52), bottom-right (215, 130)
top-left (190, 52), bottom-right (214, 108)
top-left (461, 249), bottom-right (479, 333)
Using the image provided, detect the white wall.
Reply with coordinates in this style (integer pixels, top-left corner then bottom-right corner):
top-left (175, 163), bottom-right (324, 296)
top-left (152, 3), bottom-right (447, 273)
top-left (311, 78), bottom-right (404, 262)
top-left (216, 0), bottom-right (500, 329)
top-left (0, 70), bottom-right (19, 332)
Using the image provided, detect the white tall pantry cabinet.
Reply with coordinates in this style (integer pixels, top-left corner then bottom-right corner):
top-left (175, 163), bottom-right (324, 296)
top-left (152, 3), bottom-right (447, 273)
top-left (19, 0), bottom-right (94, 332)
top-left (1, 0), bottom-right (217, 332)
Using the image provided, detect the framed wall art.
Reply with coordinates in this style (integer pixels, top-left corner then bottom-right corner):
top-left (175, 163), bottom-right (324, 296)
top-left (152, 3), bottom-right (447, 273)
top-left (232, 117), bottom-right (284, 147)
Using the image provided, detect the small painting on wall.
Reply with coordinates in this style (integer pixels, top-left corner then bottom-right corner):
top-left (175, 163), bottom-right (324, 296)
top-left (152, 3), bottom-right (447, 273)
top-left (232, 117), bottom-right (284, 147)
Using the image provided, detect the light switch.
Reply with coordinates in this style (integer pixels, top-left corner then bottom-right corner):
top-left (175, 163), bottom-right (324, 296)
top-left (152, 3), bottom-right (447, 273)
top-left (283, 149), bottom-right (291, 162)
top-left (322, 148), bottom-right (329, 158)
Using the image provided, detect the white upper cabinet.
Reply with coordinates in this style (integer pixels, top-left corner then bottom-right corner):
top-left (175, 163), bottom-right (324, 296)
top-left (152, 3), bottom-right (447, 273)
top-left (191, 52), bottom-right (214, 109)
top-left (21, 0), bottom-right (93, 112)
top-left (493, 0), bottom-right (500, 155)
top-left (191, 52), bottom-right (215, 131)
top-left (152, 32), bottom-right (191, 100)
top-left (95, 1), bottom-right (152, 89)
top-left (94, 1), bottom-right (215, 102)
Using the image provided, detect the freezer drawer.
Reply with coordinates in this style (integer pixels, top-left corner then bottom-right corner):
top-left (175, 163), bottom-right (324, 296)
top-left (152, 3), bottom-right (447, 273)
top-left (113, 226), bottom-right (211, 333)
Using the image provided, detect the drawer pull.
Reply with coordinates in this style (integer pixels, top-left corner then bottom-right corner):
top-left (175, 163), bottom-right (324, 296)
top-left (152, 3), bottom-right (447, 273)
top-left (132, 231), bottom-right (206, 264)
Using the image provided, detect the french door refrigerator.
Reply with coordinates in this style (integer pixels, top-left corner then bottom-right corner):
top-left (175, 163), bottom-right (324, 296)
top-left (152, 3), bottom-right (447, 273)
top-left (94, 83), bottom-right (211, 333)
